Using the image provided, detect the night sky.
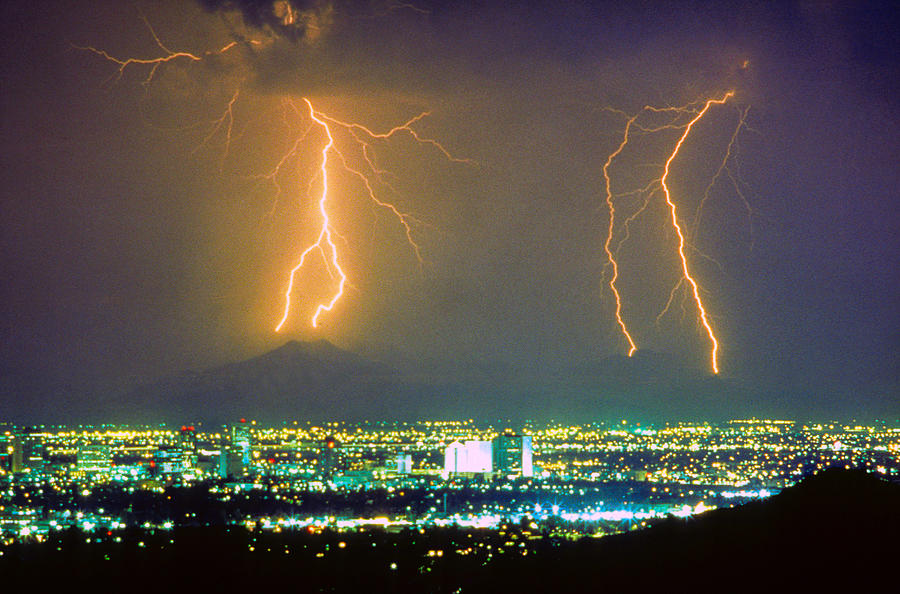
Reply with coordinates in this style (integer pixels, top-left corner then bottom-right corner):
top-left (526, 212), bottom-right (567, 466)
top-left (1, 1), bottom-right (897, 422)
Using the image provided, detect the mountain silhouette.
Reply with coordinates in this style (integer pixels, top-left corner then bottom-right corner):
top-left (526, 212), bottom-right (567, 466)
top-left (117, 340), bottom-right (401, 423)
top-left (57, 339), bottom-right (842, 425)
top-left (102, 342), bottom-right (770, 424)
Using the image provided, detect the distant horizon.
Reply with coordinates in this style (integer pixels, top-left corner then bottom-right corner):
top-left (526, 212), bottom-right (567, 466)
top-left (4, 415), bottom-right (897, 430)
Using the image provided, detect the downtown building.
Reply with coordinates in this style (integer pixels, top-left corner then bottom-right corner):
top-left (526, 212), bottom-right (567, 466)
top-left (443, 431), bottom-right (533, 478)
top-left (492, 431), bottom-right (533, 478)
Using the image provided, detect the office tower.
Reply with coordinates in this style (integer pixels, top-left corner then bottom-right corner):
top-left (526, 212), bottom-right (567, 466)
top-left (231, 418), bottom-right (252, 469)
top-left (444, 440), bottom-right (493, 476)
top-left (320, 435), bottom-right (343, 480)
top-left (179, 425), bottom-right (198, 471)
top-left (0, 433), bottom-right (12, 473)
top-left (492, 431), bottom-right (533, 477)
top-left (396, 453), bottom-right (413, 474)
top-left (13, 428), bottom-right (45, 475)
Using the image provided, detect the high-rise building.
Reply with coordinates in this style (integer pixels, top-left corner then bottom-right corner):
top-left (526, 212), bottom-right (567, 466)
top-left (77, 444), bottom-right (112, 474)
top-left (444, 440), bottom-right (493, 476)
top-left (231, 418), bottom-right (252, 468)
top-left (12, 428), bottom-right (45, 475)
top-left (10, 434), bottom-right (22, 473)
top-left (395, 453), bottom-right (413, 474)
top-left (178, 425), bottom-right (198, 471)
top-left (492, 431), bottom-right (533, 477)
top-left (0, 433), bottom-right (13, 473)
top-left (218, 449), bottom-right (247, 479)
top-left (319, 435), bottom-right (343, 480)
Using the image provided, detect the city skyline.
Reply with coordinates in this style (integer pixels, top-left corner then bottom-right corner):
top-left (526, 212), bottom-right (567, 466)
top-left (2, 416), bottom-right (897, 530)
top-left (2, 414), bottom-right (897, 589)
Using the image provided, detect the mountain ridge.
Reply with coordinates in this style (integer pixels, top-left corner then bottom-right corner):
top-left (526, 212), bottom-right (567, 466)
top-left (113, 339), bottom-right (399, 423)
top-left (10, 341), bottom-right (836, 424)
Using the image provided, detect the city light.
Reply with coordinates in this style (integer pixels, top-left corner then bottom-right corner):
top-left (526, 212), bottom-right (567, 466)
top-left (1, 418), bottom-right (896, 543)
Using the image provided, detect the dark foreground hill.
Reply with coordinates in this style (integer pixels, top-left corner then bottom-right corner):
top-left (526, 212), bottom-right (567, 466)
top-left (469, 467), bottom-right (900, 592)
top-left (1, 469), bottom-right (897, 592)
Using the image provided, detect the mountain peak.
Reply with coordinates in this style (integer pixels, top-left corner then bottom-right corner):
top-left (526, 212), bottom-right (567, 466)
top-left (272, 338), bottom-right (340, 356)
top-left (117, 339), bottom-right (399, 424)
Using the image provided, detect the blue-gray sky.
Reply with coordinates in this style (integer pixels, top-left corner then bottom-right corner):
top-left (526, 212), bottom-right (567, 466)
top-left (1, 1), bottom-right (897, 422)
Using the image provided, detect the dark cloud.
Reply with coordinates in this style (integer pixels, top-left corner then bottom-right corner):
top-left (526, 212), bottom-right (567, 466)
top-left (199, 0), bottom-right (330, 41)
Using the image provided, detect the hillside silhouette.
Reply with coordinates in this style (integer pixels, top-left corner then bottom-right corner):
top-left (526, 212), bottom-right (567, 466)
top-left (464, 467), bottom-right (900, 591)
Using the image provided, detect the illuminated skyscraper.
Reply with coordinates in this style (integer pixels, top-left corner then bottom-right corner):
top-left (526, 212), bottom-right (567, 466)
top-left (444, 440), bottom-right (493, 476)
top-left (12, 428), bottom-right (45, 475)
top-left (395, 453), bottom-right (413, 474)
top-left (492, 431), bottom-right (533, 477)
top-left (0, 433), bottom-right (13, 473)
top-left (179, 425), bottom-right (198, 470)
top-left (320, 435), bottom-right (343, 480)
top-left (231, 419), bottom-right (252, 466)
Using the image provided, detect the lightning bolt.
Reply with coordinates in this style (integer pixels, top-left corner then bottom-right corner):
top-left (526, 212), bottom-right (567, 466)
top-left (77, 13), bottom-right (471, 335)
top-left (600, 103), bottom-right (706, 356)
top-left (602, 113), bottom-right (640, 356)
top-left (194, 88), bottom-right (241, 171)
top-left (275, 99), bottom-right (346, 331)
top-left (71, 13), bottom-right (251, 88)
top-left (601, 92), bottom-right (744, 374)
top-left (272, 100), bottom-right (472, 331)
top-left (659, 91), bottom-right (734, 374)
top-left (691, 105), bottom-right (749, 244)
